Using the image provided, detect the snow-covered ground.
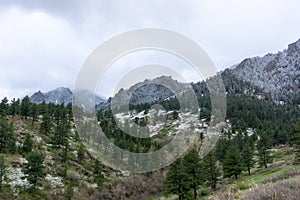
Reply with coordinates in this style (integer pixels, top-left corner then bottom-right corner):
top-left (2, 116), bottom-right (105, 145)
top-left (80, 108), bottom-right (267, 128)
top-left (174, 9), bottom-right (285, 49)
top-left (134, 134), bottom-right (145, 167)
top-left (113, 109), bottom-right (209, 138)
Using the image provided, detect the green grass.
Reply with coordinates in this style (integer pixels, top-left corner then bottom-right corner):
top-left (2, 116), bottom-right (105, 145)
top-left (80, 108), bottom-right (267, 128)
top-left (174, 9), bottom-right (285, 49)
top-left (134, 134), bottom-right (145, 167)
top-left (234, 148), bottom-right (296, 187)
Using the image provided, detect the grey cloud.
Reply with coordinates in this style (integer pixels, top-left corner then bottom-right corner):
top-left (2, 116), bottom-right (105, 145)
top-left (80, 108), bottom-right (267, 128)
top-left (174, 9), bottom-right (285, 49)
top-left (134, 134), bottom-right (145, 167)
top-left (1, 0), bottom-right (300, 99)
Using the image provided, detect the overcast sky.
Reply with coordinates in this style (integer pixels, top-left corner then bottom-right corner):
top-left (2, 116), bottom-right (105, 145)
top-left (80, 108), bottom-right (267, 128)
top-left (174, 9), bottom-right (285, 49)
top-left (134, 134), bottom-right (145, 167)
top-left (1, 0), bottom-right (300, 99)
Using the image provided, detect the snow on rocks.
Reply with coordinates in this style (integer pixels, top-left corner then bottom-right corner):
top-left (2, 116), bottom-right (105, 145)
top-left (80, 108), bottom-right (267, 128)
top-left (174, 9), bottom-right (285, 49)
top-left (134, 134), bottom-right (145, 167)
top-left (6, 167), bottom-right (31, 192)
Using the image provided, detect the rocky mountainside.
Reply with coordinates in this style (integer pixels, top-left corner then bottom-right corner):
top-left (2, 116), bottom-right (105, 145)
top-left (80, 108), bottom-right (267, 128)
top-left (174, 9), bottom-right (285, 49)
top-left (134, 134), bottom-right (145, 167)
top-left (228, 39), bottom-right (300, 104)
top-left (95, 39), bottom-right (300, 111)
top-left (30, 87), bottom-right (106, 105)
top-left (111, 76), bottom-right (189, 105)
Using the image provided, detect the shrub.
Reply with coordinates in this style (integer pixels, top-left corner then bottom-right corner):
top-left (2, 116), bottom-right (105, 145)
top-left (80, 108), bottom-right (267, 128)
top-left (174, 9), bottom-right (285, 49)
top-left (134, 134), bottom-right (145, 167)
top-left (236, 182), bottom-right (249, 190)
top-left (90, 172), bottom-right (164, 200)
top-left (200, 188), bottom-right (210, 196)
top-left (263, 167), bottom-right (300, 184)
top-left (242, 176), bottom-right (300, 200)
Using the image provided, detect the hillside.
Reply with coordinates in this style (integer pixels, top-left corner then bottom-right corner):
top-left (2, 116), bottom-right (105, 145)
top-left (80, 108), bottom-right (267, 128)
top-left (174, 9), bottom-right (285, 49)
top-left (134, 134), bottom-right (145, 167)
top-left (1, 38), bottom-right (300, 199)
top-left (228, 39), bottom-right (300, 104)
top-left (1, 83), bottom-right (300, 199)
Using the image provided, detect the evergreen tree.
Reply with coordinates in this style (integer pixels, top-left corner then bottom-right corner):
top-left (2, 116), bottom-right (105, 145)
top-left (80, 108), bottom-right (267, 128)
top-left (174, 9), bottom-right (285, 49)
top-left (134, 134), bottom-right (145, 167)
top-left (9, 98), bottom-right (20, 117)
top-left (291, 119), bottom-right (300, 164)
top-left (183, 149), bottom-right (206, 199)
top-left (20, 134), bottom-right (33, 155)
top-left (0, 97), bottom-right (9, 117)
top-left (257, 132), bottom-right (272, 168)
top-left (29, 103), bottom-right (38, 125)
top-left (215, 138), bottom-right (229, 162)
top-left (0, 118), bottom-right (16, 153)
top-left (65, 181), bottom-right (74, 200)
top-left (24, 151), bottom-right (45, 189)
top-left (66, 103), bottom-right (73, 123)
top-left (61, 139), bottom-right (69, 164)
top-left (94, 160), bottom-right (105, 188)
top-left (257, 146), bottom-right (272, 168)
top-left (223, 145), bottom-right (244, 180)
top-left (0, 155), bottom-right (8, 188)
top-left (164, 158), bottom-right (191, 200)
top-left (40, 112), bottom-right (51, 135)
top-left (20, 96), bottom-right (31, 120)
top-left (77, 143), bottom-right (85, 162)
top-left (203, 150), bottom-right (220, 190)
top-left (38, 101), bottom-right (47, 116)
top-left (52, 118), bottom-right (69, 147)
top-left (241, 142), bottom-right (254, 176)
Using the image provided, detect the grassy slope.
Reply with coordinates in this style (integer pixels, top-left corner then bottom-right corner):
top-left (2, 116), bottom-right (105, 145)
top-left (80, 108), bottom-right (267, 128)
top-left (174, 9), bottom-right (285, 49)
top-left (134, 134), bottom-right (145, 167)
top-left (158, 145), bottom-right (300, 200)
top-left (207, 146), bottom-right (300, 200)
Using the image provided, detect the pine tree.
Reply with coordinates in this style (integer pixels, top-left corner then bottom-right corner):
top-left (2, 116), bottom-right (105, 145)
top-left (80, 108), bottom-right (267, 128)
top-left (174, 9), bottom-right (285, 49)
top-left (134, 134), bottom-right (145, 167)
top-left (20, 96), bottom-right (31, 120)
top-left (40, 112), bottom-right (51, 135)
top-left (183, 149), bottom-right (206, 199)
top-left (257, 132), bottom-right (272, 168)
top-left (62, 139), bottom-right (69, 164)
top-left (94, 160), bottom-right (105, 188)
top-left (9, 98), bottom-right (20, 118)
top-left (0, 155), bottom-right (8, 188)
top-left (292, 119), bottom-right (300, 164)
top-left (29, 103), bottom-right (38, 125)
top-left (242, 142), bottom-right (254, 176)
top-left (24, 151), bottom-right (45, 189)
top-left (66, 103), bottom-right (73, 123)
top-left (52, 118), bottom-right (69, 147)
top-left (38, 101), bottom-right (47, 116)
top-left (223, 145), bottom-right (244, 180)
top-left (164, 158), bottom-right (191, 200)
top-left (77, 143), bottom-right (85, 162)
top-left (0, 118), bottom-right (16, 153)
top-left (20, 134), bottom-right (33, 155)
top-left (65, 181), bottom-right (74, 200)
top-left (0, 97), bottom-right (9, 117)
top-left (203, 150), bottom-right (220, 190)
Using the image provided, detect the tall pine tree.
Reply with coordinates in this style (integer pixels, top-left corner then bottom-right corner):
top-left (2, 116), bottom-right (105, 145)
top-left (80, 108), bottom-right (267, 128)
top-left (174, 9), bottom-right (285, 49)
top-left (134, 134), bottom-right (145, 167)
top-left (183, 149), bottom-right (206, 199)
top-left (257, 132), bottom-right (272, 168)
top-left (164, 158), bottom-right (191, 200)
top-left (292, 119), bottom-right (300, 164)
top-left (20, 96), bottom-right (31, 120)
top-left (223, 145), bottom-right (244, 180)
top-left (0, 118), bottom-right (16, 153)
top-left (24, 151), bottom-right (45, 189)
top-left (242, 142), bottom-right (254, 176)
top-left (203, 150), bottom-right (220, 190)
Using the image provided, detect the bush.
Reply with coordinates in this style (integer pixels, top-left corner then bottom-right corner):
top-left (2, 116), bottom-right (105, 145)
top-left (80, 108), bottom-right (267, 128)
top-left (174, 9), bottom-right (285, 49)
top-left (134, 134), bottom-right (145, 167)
top-left (200, 188), bottom-right (210, 196)
top-left (236, 182), bottom-right (249, 190)
top-left (263, 167), bottom-right (300, 184)
top-left (243, 176), bottom-right (300, 200)
top-left (90, 172), bottom-right (164, 200)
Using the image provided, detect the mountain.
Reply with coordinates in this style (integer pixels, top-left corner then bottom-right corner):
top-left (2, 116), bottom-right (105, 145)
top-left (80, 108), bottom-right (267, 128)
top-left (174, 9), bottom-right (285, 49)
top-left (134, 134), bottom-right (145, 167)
top-left (30, 87), bottom-right (106, 105)
top-left (227, 39), bottom-right (300, 104)
top-left (99, 39), bottom-right (300, 110)
top-left (111, 76), bottom-right (189, 105)
top-left (95, 76), bottom-right (192, 112)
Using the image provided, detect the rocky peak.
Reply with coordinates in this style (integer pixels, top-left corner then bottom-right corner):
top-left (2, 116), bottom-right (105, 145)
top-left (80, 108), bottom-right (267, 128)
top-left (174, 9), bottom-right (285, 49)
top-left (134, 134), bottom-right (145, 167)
top-left (112, 76), bottom-right (189, 106)
top-left (229, 38), bottom-right (300, 103)
top-left (288, 38), bottom-right (300, 54)
top-left (30, 87), bottom-right (106, 105)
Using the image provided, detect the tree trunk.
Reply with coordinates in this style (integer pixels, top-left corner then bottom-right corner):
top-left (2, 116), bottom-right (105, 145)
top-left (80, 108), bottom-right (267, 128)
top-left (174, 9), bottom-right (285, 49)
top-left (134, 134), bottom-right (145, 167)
top-left (194, 182), bottom-right (197, 199)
